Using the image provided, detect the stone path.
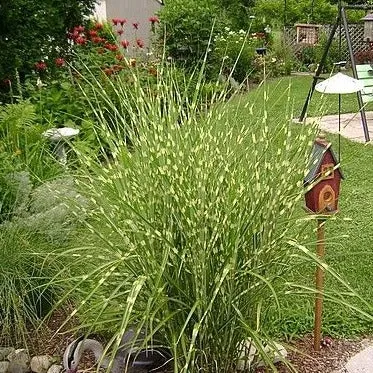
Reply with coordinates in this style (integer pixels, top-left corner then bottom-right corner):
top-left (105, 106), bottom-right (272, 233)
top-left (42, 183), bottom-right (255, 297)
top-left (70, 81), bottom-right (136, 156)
top-left (299, 111), bottom-right (373, 143)
top-left (344, 346), bottom-right (373, 373)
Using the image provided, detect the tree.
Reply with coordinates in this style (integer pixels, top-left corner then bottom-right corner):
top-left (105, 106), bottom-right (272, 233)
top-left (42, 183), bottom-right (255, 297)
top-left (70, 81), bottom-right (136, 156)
top-left (253, 0), bottom-right (336, 27)
top-left (0, 0), bottom-right (97, 85)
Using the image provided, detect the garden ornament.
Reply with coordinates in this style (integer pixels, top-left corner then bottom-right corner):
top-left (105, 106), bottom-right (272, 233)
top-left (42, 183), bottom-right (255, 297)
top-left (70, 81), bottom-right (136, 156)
top-left (63, 328), bottom-right (171, 373)
top-left (43, 127), bottom-right (79, 166)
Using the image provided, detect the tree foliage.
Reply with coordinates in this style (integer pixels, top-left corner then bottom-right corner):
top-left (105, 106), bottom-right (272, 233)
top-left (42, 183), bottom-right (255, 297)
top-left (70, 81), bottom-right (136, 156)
top-left (0, 0), bottom-right (97, 83)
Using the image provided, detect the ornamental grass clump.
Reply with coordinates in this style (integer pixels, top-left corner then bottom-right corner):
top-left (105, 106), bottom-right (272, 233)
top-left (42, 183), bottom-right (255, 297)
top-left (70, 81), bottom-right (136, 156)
top-left (58, 63), bottom-right (318, 372)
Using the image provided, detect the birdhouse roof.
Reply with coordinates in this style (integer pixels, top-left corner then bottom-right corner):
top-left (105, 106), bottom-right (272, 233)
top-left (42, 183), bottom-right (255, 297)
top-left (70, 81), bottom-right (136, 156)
top-left (304, 140), bottom-right (344, 186)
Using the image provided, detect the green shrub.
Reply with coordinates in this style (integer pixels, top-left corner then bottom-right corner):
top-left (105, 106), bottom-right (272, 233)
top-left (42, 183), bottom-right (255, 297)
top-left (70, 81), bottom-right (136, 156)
top-left (159, 0), bottom-right (231, 68)
top-left (53, 61), bottom-right (319, 372)
top-left (0, 0), bottom-right (97, 102)
top-left (209, 28), bottom-right (260, 82)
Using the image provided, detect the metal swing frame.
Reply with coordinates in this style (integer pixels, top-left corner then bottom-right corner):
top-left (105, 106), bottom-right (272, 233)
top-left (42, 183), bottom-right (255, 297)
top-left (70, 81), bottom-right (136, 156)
top-left (299, 3), bottom-right (372, 143)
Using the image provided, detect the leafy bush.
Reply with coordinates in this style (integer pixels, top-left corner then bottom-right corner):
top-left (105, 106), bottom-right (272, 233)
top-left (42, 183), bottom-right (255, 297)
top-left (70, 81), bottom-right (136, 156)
top-left (354, 49), bottom-right (373, 65)
top-left (209, 27), bottom-right (261, 82)
top-left (0, 0), bottom-right (97, 100)
top-left (53, 60), bottom-right (318, 372)
top-left (159, 0), bottom-right (231, 68)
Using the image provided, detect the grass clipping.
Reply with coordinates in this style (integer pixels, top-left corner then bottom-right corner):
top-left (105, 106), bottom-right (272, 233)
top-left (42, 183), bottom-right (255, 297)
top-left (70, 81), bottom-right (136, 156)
top-left (65, 61), bottom-right (318, 372)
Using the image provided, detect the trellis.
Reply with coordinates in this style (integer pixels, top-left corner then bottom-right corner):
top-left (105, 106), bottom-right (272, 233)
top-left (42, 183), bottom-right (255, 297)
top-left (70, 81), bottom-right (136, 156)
top-left (283, 23), bottom-right (369, 60)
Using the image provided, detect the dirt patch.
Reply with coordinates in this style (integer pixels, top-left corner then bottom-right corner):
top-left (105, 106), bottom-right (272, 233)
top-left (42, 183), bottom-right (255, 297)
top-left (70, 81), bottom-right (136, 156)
top-left (276, 334), bottom-right (373, 373)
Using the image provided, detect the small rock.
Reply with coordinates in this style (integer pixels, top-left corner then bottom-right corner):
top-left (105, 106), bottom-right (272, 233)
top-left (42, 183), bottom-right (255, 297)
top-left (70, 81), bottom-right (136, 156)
top-left (7, 350), bottom-right (29, 373)
top-left (7, 362), bottom-right (28, 373)
top-left (30, 356), bottom-right (54, 373)
top-left (0, 361), bottom-right (10, 373)
top-left (46, 365), bottom-right (62, 373)
top-left (0, 348), bottom-right (15, 361)
top-left (264, 341), bottom-right (287, 364)
top-left (7, 350), bottom-right (29, 366)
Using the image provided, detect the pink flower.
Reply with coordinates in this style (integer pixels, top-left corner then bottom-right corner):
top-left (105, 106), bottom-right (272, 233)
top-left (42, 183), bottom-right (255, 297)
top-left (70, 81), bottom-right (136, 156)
top-left (88, 30), bottom-right (98, 38)
top-left (55, 57), bottom-right (65, 67)
top-left (104, 67), bottom-right (114, 76)
top-left (149, 16), bottom-right (159, 24)
top-left (105, 43), bottom-right (118, 52)
top-left (136, 38), bottom-right (144, 49)
top-left (121, 39), bottom-right (130, 48)
top-left (75, 25), bottom-right (85, 33)
top-left (112, 18), bottom-right (119, 26)
top-left (92, 36), bottom-right (104, 44)
top-left (34, 61), bottom-right (47, 71)
top-left (132, 22), bottom-right (139, 30)
top-left (117, 29), bottom-right (124, 36)
top-left (75, 36), bottom-right (87, 45)
top-left (119, 18), bottom-right (126, 26)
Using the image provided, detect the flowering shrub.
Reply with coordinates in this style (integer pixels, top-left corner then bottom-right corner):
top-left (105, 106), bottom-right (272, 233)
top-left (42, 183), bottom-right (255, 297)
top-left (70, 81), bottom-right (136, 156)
top-left (354, 50), bottom-right (373, 65)
top-left (0, 0), bottom-right (97, 103)
top-left (209, 27), bottom-right (261, 82)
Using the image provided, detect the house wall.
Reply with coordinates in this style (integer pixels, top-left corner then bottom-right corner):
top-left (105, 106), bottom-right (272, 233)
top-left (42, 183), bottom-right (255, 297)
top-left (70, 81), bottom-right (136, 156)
top-left (94, 0), bottom-right (162, 50)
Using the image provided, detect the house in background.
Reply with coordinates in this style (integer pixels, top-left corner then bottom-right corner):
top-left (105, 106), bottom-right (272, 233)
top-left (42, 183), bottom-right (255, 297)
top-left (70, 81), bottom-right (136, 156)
top-left (93, 0), bottom-right (163, 49)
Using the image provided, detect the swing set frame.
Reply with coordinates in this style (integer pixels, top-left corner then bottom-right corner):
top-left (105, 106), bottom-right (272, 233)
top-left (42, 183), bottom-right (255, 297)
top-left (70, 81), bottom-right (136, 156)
top-left (299, 2), bottom-right (373, 143)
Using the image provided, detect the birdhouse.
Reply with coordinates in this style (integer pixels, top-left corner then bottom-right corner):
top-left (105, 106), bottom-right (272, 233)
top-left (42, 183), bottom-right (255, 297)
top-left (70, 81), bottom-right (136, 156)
top-left (304, 134), bottom-right (344, 214)
top-left (362, 13), bottom-right (373, 42)
top-left (295, 24), bottom-right (320, 45)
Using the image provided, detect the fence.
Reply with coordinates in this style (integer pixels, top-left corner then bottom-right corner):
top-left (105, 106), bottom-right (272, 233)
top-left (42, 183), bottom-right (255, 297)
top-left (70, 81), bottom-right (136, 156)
top-left (283, 23), bottom-right (369, 61)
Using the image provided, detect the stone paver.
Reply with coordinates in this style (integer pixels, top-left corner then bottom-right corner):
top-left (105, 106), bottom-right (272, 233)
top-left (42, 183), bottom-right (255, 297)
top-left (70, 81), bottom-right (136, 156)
top-left (297, 111), bottom-right (373, 143)
top-left (345, 346), bottom-right (373, 373)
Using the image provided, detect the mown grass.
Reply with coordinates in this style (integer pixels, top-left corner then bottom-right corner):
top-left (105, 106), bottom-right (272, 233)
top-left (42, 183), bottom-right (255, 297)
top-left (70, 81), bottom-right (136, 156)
top-left (228, 74), bottom-right (373, 339)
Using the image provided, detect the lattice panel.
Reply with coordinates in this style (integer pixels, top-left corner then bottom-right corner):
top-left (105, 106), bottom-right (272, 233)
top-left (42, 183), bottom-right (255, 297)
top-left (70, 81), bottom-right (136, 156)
top-left (283, 23), bottom-right (369, 62)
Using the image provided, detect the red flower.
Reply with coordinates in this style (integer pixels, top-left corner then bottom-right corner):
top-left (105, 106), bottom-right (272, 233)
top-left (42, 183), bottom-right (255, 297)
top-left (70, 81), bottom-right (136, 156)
top-left (94, 22), bottom-right (103, 30)
top-left (92, 36), bottom-right (104, 44)
top-left (75, 25), bottom-right (85, 32)
top-left (117, 29), bottom-right (124, 36)
top-left (133, 22), bottom-right (139, 30)
top-left (119, 18), bottom-right (126, 26)
top-left (149, 16), bottom-right (159, 24)
top-left (34, 61), bottom-right (47, 71)
top-left (136, 38), bottom-right (144, 48)
top-left (112, 64), bottom-right (124, 72)
top-left (104, 67), bottom-right (114, 76)
top-left (105, 43), bottom-right (118, 52)
top-left (55, 57), bottom-right (65, 67)
top-left (75, 36), bottom-right (87, 45)
top-left (121, 39), bottom-right (130, 48)
top-left (148, 66), bottom-right (157, 76)
top-left (115, 54), bottom-right (124, 61)
top-left (88, 30), bottom-right (98, 38)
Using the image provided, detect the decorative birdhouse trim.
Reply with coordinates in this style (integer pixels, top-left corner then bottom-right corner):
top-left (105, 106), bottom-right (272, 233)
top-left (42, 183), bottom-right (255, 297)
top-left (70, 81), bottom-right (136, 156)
top-left (304, 135), bottom-right (344, 215)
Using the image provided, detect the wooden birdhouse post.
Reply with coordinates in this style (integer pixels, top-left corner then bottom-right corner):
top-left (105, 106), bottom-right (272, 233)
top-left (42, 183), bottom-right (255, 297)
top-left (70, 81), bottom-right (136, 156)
top-left (304, 133), bottom-right (344, 351)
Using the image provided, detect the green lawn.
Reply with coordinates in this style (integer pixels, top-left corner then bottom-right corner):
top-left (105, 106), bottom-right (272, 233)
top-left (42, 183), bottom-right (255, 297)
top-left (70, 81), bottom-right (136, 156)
top-left (227, 75), bottom-right (373, 339)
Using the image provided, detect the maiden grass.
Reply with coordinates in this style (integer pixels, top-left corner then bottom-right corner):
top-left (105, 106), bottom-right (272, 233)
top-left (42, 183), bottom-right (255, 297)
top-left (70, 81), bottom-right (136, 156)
top-left (59, 62), bottom-right (319, 372)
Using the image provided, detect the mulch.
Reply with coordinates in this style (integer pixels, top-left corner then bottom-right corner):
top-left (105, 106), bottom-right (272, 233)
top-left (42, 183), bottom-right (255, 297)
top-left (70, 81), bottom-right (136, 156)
top-left (2, 309), bottom-right (372, 373)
